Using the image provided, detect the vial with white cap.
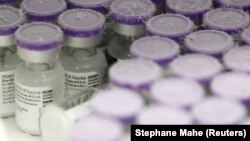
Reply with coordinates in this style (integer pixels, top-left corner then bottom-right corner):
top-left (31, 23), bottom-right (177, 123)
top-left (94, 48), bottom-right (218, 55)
top-left (146, 14), bottom-right (194, 42)
top-left (136, 105), bottom-right (193, 125)
top-left (216, 0), bottom-right (250, 11)
top-left (223, 46), bottom-right (250, 73)
top-left (169, 54), bottom-right (223, 85)
top-left (58, 9), bottom-right (107, 91)
top-left (211, 72), bottom-right (250, 105)
top-left (71, 116), bottom-right (123, 141)
top-left (241, 27), bottom-right (250, 45)
top-left (151, 0), bottom-right (166, 15)
top-left (150, 78), bottom-right (205, 109)
top-left (192, 97), bottom-right (247, 124)
top-left (14, 22), bottom-right (64, 135)
top-left (90, 88), bottom-right (144, 124)
top-left (21, 0), bottom-right (67, 23)
top-left (166, 0), bottom-right (213, 25)
top-left (0, 6), bottom-right (23, 118)
top-left (108, 0), bottom-right (156, 62)
top-left (185, 30), bottom-right (234, 58)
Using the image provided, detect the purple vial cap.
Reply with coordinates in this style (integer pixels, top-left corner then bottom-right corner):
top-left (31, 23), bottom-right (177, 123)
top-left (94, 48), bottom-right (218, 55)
top-left (211, 72), bottom-right (250, 104)
top-left (15, 22), bottom-right (63, 51)
top-left (68, 0), bottom-right (113, 13)
top-left (0, 0), bottom-right (16, 4)
top-left (71, 116), bottom-right (123, 141)
top-left (109, 59), bottom-right (162, 90)
top-left (136, 106), bottom-right (193, 125)
top-left (216, 0), bottom-right (250, 10)
top-left (170, 54), bottom-right (223, 82)
top-left (185, 30), bottom-right (234, 56)
top-left (150, 78), bottom-right (205, 109)
top-left (167, 0), bottom-right (212, 17)
top-left (192, 97), bottom-right (247, 124)
top-left (58, 9), bottom-right (105, 38)
top-left (90, 88), bottom-right (144, 123)
top-left (110, 0), bottom-right (156, 25)
top-left (151, 0), bottom-right (165, 4)
top-left (0, 6), bottom-right (24, 35)
top-left (203, 8), bottom-right (250, 33)
top-left (241, 27), bottom-right (250, 45)
top-left (21, 0), bottom-right (67, 22)
top-left (130, 36), bottom-right (180, 66)
top-left (146, 14), bottom-right (194, 40)
top-left (223, 47), bottom-right (250, 73)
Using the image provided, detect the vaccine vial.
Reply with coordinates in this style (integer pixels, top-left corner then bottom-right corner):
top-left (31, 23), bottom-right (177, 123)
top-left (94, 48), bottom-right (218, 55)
top-left (192, 97), bottom-right (247, 124)
top-left (169, 54), bottom-right (223, 85)
top-left (151, 0), bottom-right (166, 15)
top-left (58, 9), bottom-right (107, 91)
top-left (0, 6), bottom-right (23, 118)
top-left (40, 89), bottom-right (94, 141)
top-left (211, 72), bottom-right (250, 105)
top-left (21, 0), bottom-right (67, 23)
top-left (216, 0), bottom-right (250, 11)
top-left (71, 116), bottom-right (123, 141)
top-left (14, 22), bottom-right (64, 135)
top-left (241, 27), bottom-right (250, 45)
top-left (108, 0), bottom-right (156, 62)
top-left (166, 0), bottom-right (213, 25)
top-left (223, 46), bottom-right (250, 73)
top-left (136, 105), bottom-right (193, 125)
top-left (150, 78), bottom-right (205, 109)
top-left (146, 14), bottom-right (194, 42)
top-left (90, 88), bottom-right (144, 124)
top-left (185, 30), bottom-right (234, 58)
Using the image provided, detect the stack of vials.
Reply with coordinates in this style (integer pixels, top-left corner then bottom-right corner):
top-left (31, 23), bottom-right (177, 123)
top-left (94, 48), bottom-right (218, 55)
top-left (0, 0), bottom-right (250, 141)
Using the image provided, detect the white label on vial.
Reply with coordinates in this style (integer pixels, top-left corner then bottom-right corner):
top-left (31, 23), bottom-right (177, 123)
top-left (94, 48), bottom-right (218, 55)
top-left (0, 71), bottom-right (15, 116)
top-left (15, 82), bottom-right (53, 134)
top-left (65, 71), bottom-right (99, 89)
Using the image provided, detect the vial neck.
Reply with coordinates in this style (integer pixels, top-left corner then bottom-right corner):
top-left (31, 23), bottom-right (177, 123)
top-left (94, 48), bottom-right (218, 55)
top-left (24, 61), bottom-right (56, 71)
top-left (64, 47), bottom-right (97, 59)
top-left (113, 22), bottom-right (146, 37)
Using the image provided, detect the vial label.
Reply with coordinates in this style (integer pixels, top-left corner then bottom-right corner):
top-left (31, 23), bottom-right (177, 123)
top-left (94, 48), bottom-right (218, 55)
top-left (0, 71), bottom-right (15, 116)
top-left (65, 71), bottom-right (99, 89)
top-left (15, 82), bottom-right (53, 134)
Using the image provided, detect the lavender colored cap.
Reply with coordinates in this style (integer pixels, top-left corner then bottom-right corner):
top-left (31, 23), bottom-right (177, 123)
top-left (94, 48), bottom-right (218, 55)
top-left (110, 0), bottom-right (156, 25)
top-left (136, 106), bottom-right (193, 125)
top-left (241, 27), bottom-right (250, 45)
top-left (71, 116), bottom-right (123, 141)
top-left (109, 59), bottom-right (162, 90)
top-left (185, 30), bottom-right (234, 57)
top-left (21, 0), bottom-right (67, 22)
top-left (90, 88), bottom-right (144, 123)
top-left (0, 0), bottom-right (17, 4)
top-left (167, 0), bottom-right (212, 19)
top-left (216, 0), bottom-right (250, 10)
top-left (203, 8), bottom-right (250, 33)
top-left (130, 36), bottom-right (180, 66)
top-left (58, 9), bottom-right (105, 38)
top-left (150, 78), bottom-right (205, 109)
top-left (68, 0), bottom-right (113, 13)
top-left (192, 97), bottom-right (247, 124)
top-left (15, 22), bottom-right (63, 51)
top-left (211, 72), bottom-right (250, 104)
top-left (0, 6), bottom-right (24, 35)
top-left (169, 54), bottom-right (223, 83)
top-left (146, 14), bottom-right (194, 41)
top-left (223, 47), bottom-right (250, 73)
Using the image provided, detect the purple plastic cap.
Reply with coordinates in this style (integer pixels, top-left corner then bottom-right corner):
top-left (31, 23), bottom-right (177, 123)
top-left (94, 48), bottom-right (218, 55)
top-left (151, 0), bottom-right (165, 4)
top-left (185, 30), bottom-right (234, 57)
top-left (15, 22), bottom-right (63, 51)
top-left (110, 0), bottom-right (156, 25)
top-left (90, 88), bottom-right (144, 123)
top-left (68, 0), bottom-right (113, 13)
top-left (203, 8), bottom-right (250, 34)
top-left (211, 72), bottom-right (250, 104)
top-left (167, 0), bottom-right (212, 20)
top-left (109, 59), bottom-right (162, 90)
top-left (192, 97), bottom-right (247, 124)
top-left (0, 6), bottom-right (24, 35)
top-left (130, 36), bottom-right (180, 66)
top-left (169, 54), bottom-right (223, 83)
top-left (150, 78), bottom-right (205, 109)
top-left (241, 27), bottom-right (250, 45)
top-left (21, 0), bottom-right (67, 22)
top-left (71, 116), bottom-right (123, 141)
top-left (0, 0), bottom-right (16, 4)
top-left (146, 14), bottom-right (194, 41)
top-left (216, 0), bottom-right (250, 10)
top-left (223, 47), bottom-right (250, 73)
top-left (58, 9), bottom-right (105, 38)
top-left (136, 106), bottom-right (193, 125)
